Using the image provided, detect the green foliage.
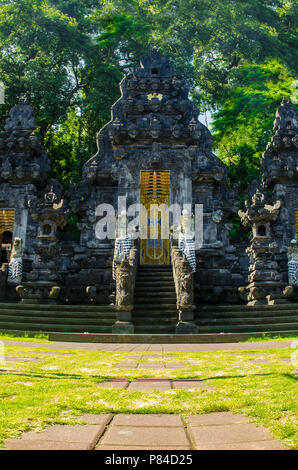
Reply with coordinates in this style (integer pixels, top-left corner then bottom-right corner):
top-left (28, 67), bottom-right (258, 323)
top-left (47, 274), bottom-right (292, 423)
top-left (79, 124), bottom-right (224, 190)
top-left (0, 0), bottom-right (150, 183)
top-left (0, 0), bottom-right (296, 200)
top-left (212, 59), bottom-right (297, 189)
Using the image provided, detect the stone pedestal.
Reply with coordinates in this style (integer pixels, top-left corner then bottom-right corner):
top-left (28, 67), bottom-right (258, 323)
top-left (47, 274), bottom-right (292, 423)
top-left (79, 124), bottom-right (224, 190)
top-left (176, 307), bottom-right (198, 334)
top-left (17, 281), bottom-right (61, 304)
top-left (112, 308), bottom-right (134, 334)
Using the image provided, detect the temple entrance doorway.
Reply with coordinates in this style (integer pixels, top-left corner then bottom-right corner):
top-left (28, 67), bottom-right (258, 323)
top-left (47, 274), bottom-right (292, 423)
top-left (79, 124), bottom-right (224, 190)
top-left (0, 210), bottom-right (14, 265)
top-left (140, 171), bottom-right (170, 265)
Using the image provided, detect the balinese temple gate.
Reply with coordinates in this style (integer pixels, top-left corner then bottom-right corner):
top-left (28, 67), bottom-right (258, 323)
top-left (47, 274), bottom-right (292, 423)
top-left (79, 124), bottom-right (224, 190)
top-left (0, 48), bottom-right (297, 338)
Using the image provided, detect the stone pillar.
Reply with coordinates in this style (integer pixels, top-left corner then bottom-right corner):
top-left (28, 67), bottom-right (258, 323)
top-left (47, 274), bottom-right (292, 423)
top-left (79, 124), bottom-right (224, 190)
top-left (112, 257), bottom-right (135, 334)
top-left (171, 241), bottom-right (198, 334)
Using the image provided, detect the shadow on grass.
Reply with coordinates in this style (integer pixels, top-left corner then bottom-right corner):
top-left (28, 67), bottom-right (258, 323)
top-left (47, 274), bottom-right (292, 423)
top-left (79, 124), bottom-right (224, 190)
top-left (200, 372), bottom-right (298, 383)
top-left (2, 368), bottom-right (297, 385)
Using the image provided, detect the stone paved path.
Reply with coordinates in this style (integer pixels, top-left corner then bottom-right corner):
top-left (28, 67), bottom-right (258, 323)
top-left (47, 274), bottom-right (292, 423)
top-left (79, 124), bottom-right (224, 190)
top-left (4, 412), bottom-right (287, 450)
top-left (1, 339), bottom-right (293, 352)
top-left (97, 378), bottom-right (215, 391)
top-left (2, 339), bottom-right (293, 450)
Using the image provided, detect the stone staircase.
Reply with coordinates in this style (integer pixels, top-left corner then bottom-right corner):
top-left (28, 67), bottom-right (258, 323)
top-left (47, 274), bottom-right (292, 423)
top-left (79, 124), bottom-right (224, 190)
top-left (132, 265), bottom-right (178, 333)
top-left (0, 292), bottom-right (297, 340)
top-left (195, 304), bottom-right (298, 334)
top-left (0, 303), bottom-right (116, 334)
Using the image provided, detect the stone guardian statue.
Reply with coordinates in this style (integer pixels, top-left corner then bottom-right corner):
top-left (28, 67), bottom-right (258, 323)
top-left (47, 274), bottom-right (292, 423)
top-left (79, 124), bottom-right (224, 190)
top-left (7, 237), bottom-right (23, 284)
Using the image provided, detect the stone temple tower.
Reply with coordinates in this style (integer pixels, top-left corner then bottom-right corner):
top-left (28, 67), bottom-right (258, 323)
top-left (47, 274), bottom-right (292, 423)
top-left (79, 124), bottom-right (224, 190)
top-left (75, 48), bottom-right (239, 299)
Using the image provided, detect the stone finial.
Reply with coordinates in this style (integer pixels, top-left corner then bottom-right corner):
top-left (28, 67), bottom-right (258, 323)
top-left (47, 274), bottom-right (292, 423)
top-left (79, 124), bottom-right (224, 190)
top-left (273, 97), bottom-right (298, 132)
top-left (137, 48), bottom-right (175, 77)
top-left (4, 98), bottom-right (36, 133)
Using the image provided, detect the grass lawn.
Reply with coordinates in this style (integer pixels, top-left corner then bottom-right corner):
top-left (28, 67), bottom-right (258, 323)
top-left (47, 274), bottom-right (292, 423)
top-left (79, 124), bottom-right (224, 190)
top-left (0, 335), bottom-right (297, 449)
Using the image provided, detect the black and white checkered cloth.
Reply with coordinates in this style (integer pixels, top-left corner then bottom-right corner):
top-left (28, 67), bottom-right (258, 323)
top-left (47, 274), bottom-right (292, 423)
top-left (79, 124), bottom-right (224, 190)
top-left (178, 233), bottom-right (196, 273)
top-left (288, 261), bottom-right (298, 286)
top-left (8, 258), bottom-right (23, 283)
top-left (112, 236), bottom-right (132, 280)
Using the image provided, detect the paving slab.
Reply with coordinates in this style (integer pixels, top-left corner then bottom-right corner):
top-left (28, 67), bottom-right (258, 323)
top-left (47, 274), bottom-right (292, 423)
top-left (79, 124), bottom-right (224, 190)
top-left (138, 362), bottom-right (165, 369)
top-left (4, 439), bottom-right (91, 450)
top-left (25, 351), bottom-right (71, 355)
top-left (195, 440), bottom-right (287, 450)
top-left (111, 414), bottom-right (184, 427)
top-left (4, 357), bottom-right (42, 363)
top-left (165, 363), bottom-right (187, 369)
top-left (127, 380), bottom-right (172, 391)
top-left (96, 445), bottom-right (191, 450)
top-left (98, 426), bottom-right (190, 448)
top-left (4, 424), bottom-right (106, 450)
top-left (189, 423), bottom-right (274, 446)
top-left (188, 412), bottom-right (251, 426)
top-left (129, 354), bottom-right (164, 359)
top-left (74, 414), bottom-right (112, 425)
top-left (97, 380), bottom-right (129, 389)
top-left (113, 363), bottom-right (139, 369)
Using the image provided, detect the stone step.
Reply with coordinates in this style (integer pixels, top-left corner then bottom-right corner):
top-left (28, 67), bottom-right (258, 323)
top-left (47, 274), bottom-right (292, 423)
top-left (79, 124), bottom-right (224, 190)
top-left (197, 322), bottom-right (298, 333)
top-left (134, 325), bottom-right (176, 333)
top-left (133, 303), bottom-right (177, 310)
top-left (196, 315), bottom-right (298, 325)
top-left (134, 293), bottom-right (176, 298)
top-left (137, 271), bottom-right (173, 275)
top-left (195, 309), bottom-right (298, 319)
top-left (0, 308), bottom-right (116, 319)
top-left (137, 269), bottom-right (173, 275)
top-left (0, 321), bottom-right (112, 333)
top-left (134, 299), bottom-right (176, 305)
top-left (196, 303), bottom-right (298, 313)
top-left (133, 319), bottom-right (177, 326)
top-left (0, 314), bottom-right (115, 326)
top-left (138, 265), bottom-right (172, 269)
top-left (47, 330), bottom-right (298, 343)
top-left (137, 272), bottom-right (173, 276)
top-left (135, 281), bottom-right (175, 287)
top-left (133, 312), bottom-right (177, 319)
top-left (135, 287), bottom-right (176, 293)
top-left (0, 302), bottom-right (114, 312)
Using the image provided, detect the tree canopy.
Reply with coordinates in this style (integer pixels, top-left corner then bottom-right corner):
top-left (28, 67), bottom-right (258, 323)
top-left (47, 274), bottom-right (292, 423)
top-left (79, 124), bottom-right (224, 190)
top-left (0, 0), bottom-right (297, 189)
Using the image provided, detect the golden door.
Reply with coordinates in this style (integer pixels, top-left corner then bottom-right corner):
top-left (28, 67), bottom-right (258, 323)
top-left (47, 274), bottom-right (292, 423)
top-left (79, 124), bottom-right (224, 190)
top-left (140, 171), bottom-right (170, 265)
top-left (0, 209), bottom-right (14, 244)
